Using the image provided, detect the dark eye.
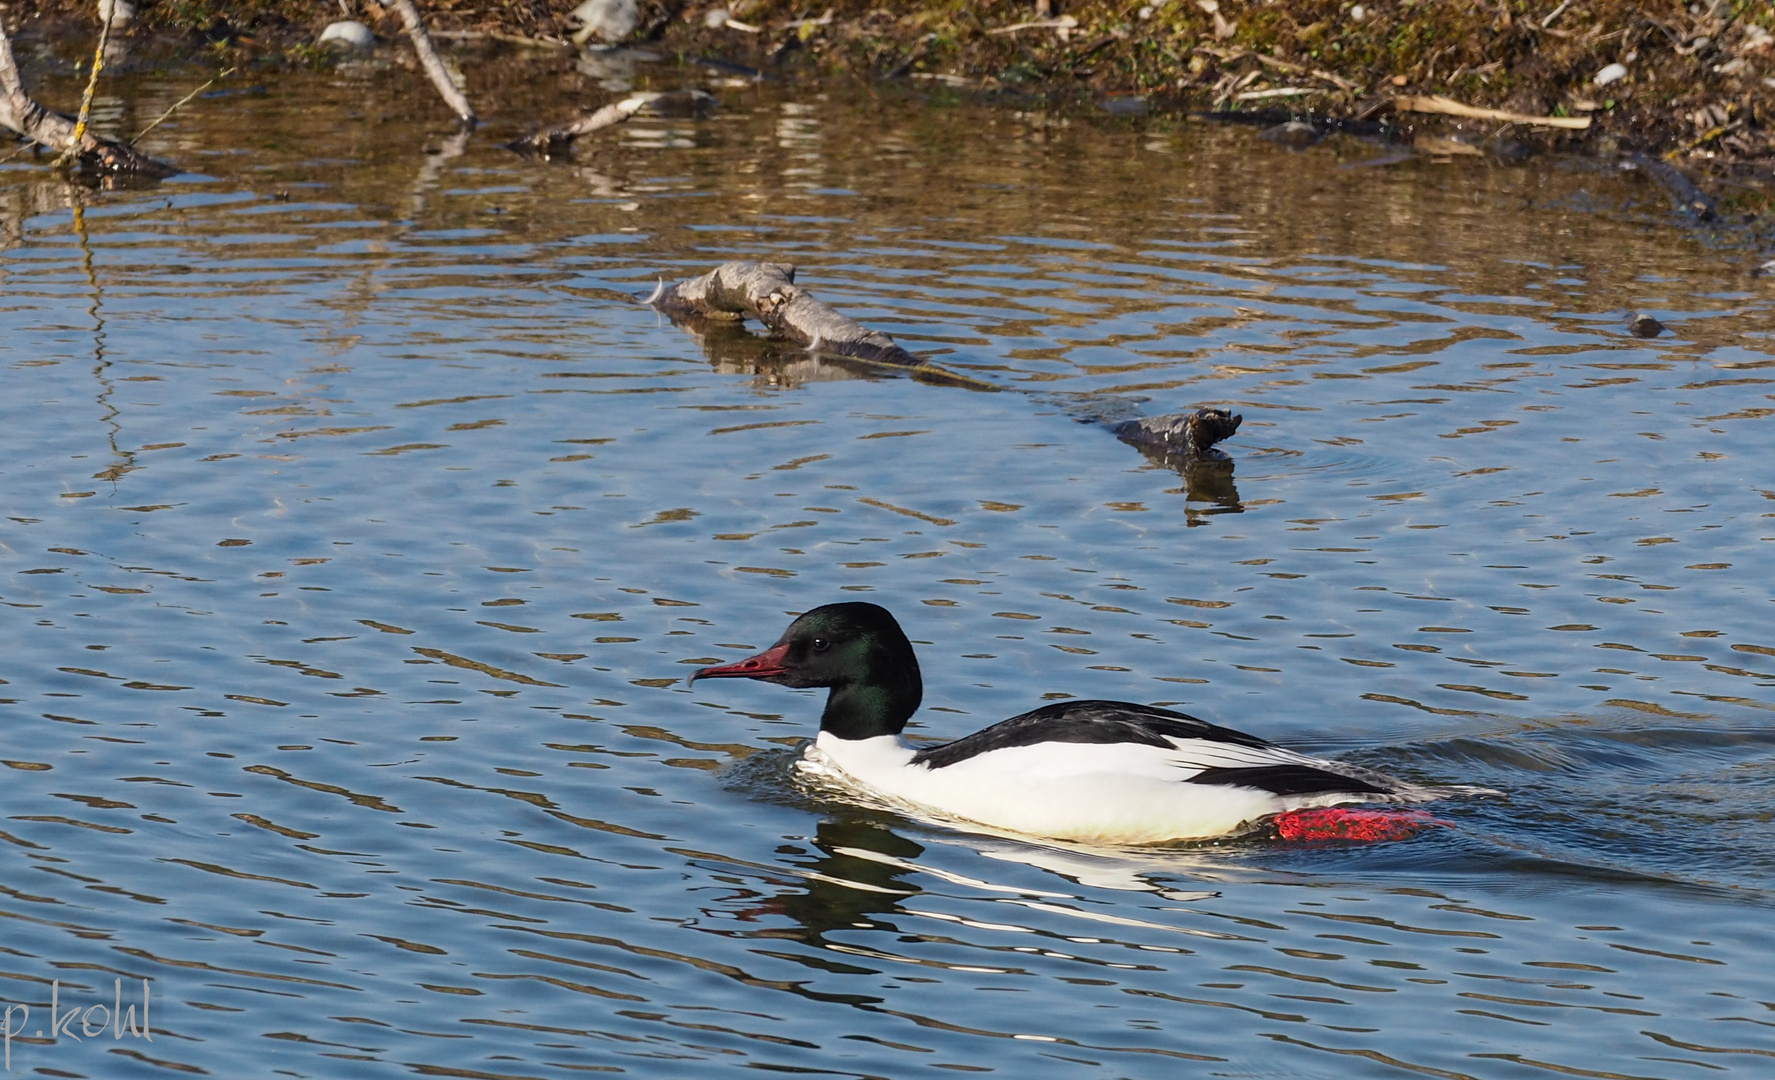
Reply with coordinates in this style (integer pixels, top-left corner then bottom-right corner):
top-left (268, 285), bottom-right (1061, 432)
top-left (811, 638), bottom-right (830, 653)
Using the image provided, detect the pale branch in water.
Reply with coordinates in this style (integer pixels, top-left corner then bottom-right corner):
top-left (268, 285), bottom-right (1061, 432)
top-left (646, 261), bottom-right (921, 367)
top-left (510, 90), bottom-right (712, 156)
top-left (0, 13), bottom-right (174, 175)
top-left (388, 0), bottom-right (476, 126)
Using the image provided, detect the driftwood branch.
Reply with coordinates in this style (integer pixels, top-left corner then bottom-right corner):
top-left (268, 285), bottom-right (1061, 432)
top-left (647, 261), bottom-right (921, 367)
top-left (1114, 408), bottom-right (1243, 462)
top-left (510, 90), bottom-right (712, 156)
top-left (648, 262), bottom-right (1244, 509)
top-left (388, 0), bottom-right (476, 126)
top-left (0, 15), bottom-right (174, 175)
top-left (1116, 408), bottom-right (1245, 520)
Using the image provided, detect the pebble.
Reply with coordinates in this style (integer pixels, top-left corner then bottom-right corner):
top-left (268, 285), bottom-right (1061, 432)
top-left (1593, 63), bottom-right (1628, 87)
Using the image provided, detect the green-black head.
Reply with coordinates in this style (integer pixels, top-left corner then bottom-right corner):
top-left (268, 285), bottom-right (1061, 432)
top-left (690, 602), bottom-right (923, 740)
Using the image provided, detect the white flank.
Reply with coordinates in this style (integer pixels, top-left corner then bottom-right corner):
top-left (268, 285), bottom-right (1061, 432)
top-left (799, 731), bottom-right (1420, 845)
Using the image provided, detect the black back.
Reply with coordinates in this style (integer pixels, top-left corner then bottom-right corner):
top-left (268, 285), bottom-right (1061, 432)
top-left (910, 699), bottom-right (1272, 768)
top-left (909, 699), bottom-right (1397, 799)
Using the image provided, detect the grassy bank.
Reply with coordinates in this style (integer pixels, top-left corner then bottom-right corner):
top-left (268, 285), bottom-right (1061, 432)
top-left (8, 0), bottom-right (1774, 167)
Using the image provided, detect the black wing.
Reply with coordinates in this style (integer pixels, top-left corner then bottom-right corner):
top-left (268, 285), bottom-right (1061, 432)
top-left (1185, 764), bottom-right (1394, 797)
top-left (911, 699), bottom-right (1402, 799)
top-left (911, 699), bottom-right (1275, 770)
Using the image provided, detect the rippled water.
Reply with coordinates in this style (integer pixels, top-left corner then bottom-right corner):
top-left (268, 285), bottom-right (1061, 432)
top-left (3, 46), bottom-right (1775, 1078)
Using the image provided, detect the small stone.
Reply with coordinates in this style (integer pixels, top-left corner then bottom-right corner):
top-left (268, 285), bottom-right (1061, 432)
top-left (1593, 62), bottom-right (1628, 87)
top-left (317, 20), bottom-right (375, 53)
top-left (1627, 314), bottom-right (1665, 338)
top-left (704, 8), bottom-right (730, 28)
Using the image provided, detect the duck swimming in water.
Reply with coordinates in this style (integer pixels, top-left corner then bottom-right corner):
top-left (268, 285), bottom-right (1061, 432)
top-left (690, 602), bottom-right (1445, 845)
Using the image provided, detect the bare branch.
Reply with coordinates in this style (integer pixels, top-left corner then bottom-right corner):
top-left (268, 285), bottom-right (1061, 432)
top-left (387, 0), bottom-right (476, 126)
top-left (510, 89), bottom-right (712, 156)
top-left (0, 13), bottom-right (174, 176)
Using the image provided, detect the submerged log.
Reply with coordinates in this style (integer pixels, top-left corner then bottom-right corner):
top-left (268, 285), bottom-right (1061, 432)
top-left (1115, 408), bottom-right (1245, 522)
top-left (650, 263), bottom-right (1245, 491)
top-left (1114, 407), bottom-right (1242, 462)
top-left (646, 261), bottom-right (921, 367)
top-left (0, 17), bottom-right (174, 176)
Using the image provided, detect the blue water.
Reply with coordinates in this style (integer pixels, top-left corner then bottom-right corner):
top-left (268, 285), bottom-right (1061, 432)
top-left (2, 55), bottom-right (1774, 1078)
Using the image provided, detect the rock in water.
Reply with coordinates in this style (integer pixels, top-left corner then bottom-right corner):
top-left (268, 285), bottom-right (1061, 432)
top-left (1627, 313), bottom-right (1665, 338)
top-left (571, 0), bottom-right (640, 44)
top-left (318, 21), bottom-right (376, 54)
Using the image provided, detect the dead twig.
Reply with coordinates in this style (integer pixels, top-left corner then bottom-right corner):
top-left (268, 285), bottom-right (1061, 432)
top-left (429, 29), bottom-right (571, 49)
top-left (1393, 94), bottom-right (1591, 130)
top-left (1195, 46), bottom-right (1362, 93)
top-left (131, 66), bottom-right (235, 146)
top-left (987, 16), bottom-right (1078, 36)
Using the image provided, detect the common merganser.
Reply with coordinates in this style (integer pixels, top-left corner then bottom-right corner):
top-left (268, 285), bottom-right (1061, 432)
top-left (690, 602), bottom-right (1445, 845)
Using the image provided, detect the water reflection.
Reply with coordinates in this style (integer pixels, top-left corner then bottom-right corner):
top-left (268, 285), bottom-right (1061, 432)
top-left (1127, 439), bottom-right (1243, 521)
top-left (743, 821), bottom-right (923, 944)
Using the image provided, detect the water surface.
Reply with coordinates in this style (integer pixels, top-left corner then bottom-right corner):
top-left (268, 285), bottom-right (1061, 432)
top-left (3, 49), bottom-right (1774, 1079)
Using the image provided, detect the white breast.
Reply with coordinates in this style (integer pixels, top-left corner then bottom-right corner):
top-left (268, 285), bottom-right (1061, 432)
top-left (797, 731), bottom-right (1389, 844)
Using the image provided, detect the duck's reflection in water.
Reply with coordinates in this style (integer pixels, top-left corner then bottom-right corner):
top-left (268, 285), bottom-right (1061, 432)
top-left (714, 821), bottom-right (923, 944)
top-left (709, 814), bottom-right (1245, 947)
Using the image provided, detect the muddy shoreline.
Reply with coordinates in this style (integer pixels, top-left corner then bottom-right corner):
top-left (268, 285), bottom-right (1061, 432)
top-left (5, 0), bottom-right (1774, 230)
top-left (7, 2), bottom-right (1771, 164)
